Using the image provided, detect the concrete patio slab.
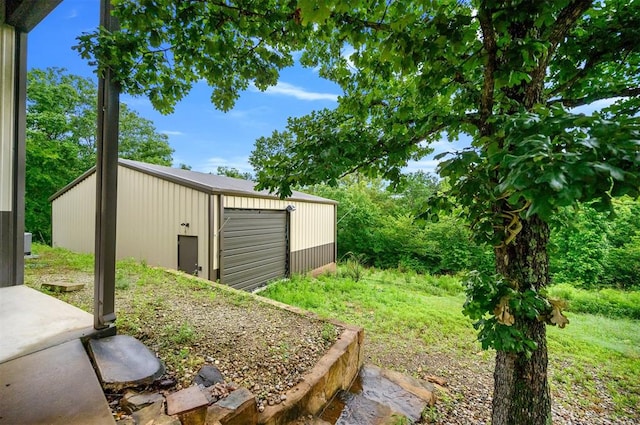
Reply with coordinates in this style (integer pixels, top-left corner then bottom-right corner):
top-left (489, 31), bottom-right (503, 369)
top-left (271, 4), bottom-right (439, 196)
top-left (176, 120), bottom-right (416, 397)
top-left (0, 285), bottom-right (96, 363)
top-left (0, 339), bottom-right (115, 424)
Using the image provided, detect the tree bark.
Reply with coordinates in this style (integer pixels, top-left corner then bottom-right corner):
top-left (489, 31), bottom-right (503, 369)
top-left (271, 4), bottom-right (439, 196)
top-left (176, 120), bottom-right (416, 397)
top-left (492, 215), bottom-right (552, 425)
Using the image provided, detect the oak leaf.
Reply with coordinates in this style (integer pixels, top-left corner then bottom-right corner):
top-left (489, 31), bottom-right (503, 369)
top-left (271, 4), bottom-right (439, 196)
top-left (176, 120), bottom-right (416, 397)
top-left (494, 296), bottom-right (515, 326)
top-left (548, 299), bottom-right (569, 328)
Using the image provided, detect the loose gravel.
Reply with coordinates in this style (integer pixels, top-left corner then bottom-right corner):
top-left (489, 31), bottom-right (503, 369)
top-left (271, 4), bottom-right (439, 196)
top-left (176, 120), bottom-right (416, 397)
top-left (364, 337), bottom-right (638, 424)
top-left (26, 268), bottom-right (341, 411)
top-left (26, 261), bottom-right (637, 424)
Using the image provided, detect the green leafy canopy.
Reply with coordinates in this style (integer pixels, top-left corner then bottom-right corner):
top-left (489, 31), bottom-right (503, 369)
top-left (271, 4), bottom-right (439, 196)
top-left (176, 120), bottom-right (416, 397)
top-left (78, 0), bottom-right (640, 357)
top-left (74, 0), bottom-right (314, 113)
top-left (77, 2), bottom-right (640, 422)
top-left (250, 1), bottom-right (640, 217)
top-left (26, 68), bottom-right (173, 243)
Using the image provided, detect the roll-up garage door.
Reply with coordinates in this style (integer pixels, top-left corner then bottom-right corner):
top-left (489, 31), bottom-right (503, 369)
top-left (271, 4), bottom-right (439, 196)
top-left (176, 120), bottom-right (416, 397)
top-left (220, 209), bottom-right (288, 291)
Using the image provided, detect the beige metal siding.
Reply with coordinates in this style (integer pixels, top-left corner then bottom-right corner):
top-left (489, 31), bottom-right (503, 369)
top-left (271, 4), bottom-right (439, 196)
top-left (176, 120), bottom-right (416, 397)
top-left (223, 196), bottom-right (336, 274)
top-left (0, 25), bottom-right (15, 212)
top-left (224, 196), bottom-right (335, 251)
top-left (117, 166), bottom-right (209, 278)
top-left (223, 196), bottom-right (286, 211)
top-left (52, 174), bottom-right (96, 253)
top-left (290, 202), bottom-right (335, 251)
top-left (52, 166), bottom-right (210, 278)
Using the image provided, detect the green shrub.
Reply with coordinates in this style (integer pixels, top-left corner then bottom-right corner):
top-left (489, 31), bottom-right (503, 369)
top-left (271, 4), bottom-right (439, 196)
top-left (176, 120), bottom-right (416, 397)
top-left (308, 177), bottom-right (493, 277)
top-left (606, 196), bottom-right (640, 248)
top-left (549, 197), bottom-right (640, 288)
top-left (602, 236), bottom-right (640, 289)
top-left (372, 214), bottom-right (494, 276)
top-left (549, 205), bottom-right (609, 287)
top-left (340, 252), bottom-right (367, 282)
top-left (548, 284), bottom-right (640, 320)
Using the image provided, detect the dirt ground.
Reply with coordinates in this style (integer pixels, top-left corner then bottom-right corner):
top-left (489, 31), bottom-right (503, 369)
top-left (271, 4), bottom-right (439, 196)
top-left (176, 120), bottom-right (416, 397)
top-left (25, 259), bottom-right (638, 424)
top-left (26, 267), bottom-right (342, 413)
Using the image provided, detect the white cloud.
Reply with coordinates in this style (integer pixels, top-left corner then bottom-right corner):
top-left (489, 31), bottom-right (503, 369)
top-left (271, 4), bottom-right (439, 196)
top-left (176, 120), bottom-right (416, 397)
top-left (66, 9), bottom-right (78, 19)
top-left (160, 130), bottom-right (184, 136)
top-left (261, 82), bottom-right (338, 101)
top-left (404, 159), bottom-right (441, 175)
top-left (341, 47), bottom-right (357, 71)
top-left (428, 138), bottom-right (467, 154)
top-left (223, 106), bottom-right (272, 120)
top-left (197, 156), bottom-right (254, 175)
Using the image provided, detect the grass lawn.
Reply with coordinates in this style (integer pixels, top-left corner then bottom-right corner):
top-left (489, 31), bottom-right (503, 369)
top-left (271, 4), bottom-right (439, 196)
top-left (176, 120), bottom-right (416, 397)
top-left (24, 244), bottom-right (639, 422)
top-left (261, 268), bottom-right (640, 421)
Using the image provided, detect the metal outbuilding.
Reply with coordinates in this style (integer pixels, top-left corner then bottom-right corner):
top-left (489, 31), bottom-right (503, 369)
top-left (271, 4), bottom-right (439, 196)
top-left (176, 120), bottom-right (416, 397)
top-left (50, 159), bottom-right (337, 291)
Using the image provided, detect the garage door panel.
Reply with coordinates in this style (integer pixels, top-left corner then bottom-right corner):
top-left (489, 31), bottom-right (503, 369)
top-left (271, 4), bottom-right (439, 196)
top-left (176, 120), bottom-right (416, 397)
top-left (225, 242), bottom-right (286, 261)
top-left (224, 247), bottom-right (286, 268)
top-left (224, 223), bottom-right (284, 234)
top-left (231, 270), bottom-right (285, 292)
top-left (224, 236), bottom-right (285, 251)
top-left (221, 208), bottom-right (288, 290)
top-left (224, 262), bottom-right (285, 281)
top-left (223, 262), bottom-right (285, 283)
top-left (224, 232), bottom-right (285, 251)
top-left (225, 218), bottom-right (285, 230)
top-left (224, 211), bottom-right (285, 220)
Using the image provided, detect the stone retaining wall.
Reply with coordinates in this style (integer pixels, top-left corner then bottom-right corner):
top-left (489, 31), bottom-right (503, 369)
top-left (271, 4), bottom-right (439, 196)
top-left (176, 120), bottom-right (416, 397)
top-left (160, 269), bottom-right (365, 425)
top-left (258, 325), bottom-right (364, 425)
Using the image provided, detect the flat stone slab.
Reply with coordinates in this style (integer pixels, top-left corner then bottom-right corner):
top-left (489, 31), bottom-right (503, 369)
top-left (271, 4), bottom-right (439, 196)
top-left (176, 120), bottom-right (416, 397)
top-left (215, 387), bottom-right (255, 411)
top-left (88, 335), bottom-right (164, 389)
top-left (42, 281), bottom-right (85, 292)
top-left (166, 386), bottom-right (209, 415)
top-left (376, 366), bottom-right (436, 406)
top-left (132, 400), bottom-right (181, 425)
top-left (206, 387), bottom-right (257, 425)
top-left (0, 339), bottom-right (114, 424)
top-left (121, 390), bottom-right (165, 413)
top-left (356, 365), bottom-right (431, 421)
top-left (167, 386), bottom-right (210, 425)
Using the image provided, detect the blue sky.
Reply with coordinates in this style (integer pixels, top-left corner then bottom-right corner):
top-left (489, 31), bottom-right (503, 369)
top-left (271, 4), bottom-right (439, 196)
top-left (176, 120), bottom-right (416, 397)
top-left (28, 0), bottom-right (352, 174)
top-left (31, 1), bottom-right (612, 177)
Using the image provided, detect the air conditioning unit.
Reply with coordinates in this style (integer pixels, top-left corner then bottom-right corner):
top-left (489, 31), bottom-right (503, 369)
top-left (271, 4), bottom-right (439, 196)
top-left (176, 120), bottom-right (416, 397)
top-left (24, 233), bottom-right (32, 256)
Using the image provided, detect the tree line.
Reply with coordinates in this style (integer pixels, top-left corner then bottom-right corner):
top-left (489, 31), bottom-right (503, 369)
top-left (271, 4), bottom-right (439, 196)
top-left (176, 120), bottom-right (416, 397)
top-left (25, 68), bottom-right (173, 243)
top-left (309, 174), bottom-right (640, 290)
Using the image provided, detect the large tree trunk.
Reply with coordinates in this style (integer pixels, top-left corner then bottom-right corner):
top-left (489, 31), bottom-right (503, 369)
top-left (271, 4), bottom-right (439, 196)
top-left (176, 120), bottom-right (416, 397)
top-left (492, 215), bottom-right (552, 425)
